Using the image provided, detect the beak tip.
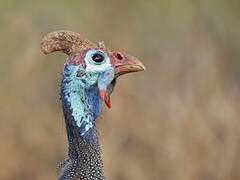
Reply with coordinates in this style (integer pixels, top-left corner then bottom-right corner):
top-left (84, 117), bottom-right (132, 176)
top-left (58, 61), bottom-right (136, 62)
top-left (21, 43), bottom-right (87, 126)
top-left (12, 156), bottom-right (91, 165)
top-left (139, 62), bottom-right (146, 71)
top-left (133, 61), bottom-right (146, 73)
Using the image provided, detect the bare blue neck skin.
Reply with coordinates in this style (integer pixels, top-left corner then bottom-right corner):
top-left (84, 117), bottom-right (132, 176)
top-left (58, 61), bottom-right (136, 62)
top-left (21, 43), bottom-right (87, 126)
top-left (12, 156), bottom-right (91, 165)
top-left (60, 65), bottom-right (103, 158)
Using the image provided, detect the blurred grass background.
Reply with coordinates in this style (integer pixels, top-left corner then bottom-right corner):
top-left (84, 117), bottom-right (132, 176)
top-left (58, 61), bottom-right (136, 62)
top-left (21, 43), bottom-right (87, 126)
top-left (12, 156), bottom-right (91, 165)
top-left (0, 0), bottom-right (240, 179)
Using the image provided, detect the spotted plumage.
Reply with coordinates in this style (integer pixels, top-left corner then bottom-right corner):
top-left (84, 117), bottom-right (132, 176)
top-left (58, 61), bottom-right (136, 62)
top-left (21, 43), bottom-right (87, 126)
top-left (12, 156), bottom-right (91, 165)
top-left (41, 30), bottom-right (145, 180)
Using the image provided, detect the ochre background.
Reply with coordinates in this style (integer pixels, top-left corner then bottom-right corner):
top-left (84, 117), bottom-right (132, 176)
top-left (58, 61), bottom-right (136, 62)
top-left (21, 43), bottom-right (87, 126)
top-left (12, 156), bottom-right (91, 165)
top-left (0, 0), bottom-right (240, 179)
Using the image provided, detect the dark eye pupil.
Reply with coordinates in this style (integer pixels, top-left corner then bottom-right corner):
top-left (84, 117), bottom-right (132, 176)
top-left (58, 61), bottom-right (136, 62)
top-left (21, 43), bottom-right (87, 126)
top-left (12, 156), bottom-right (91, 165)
top-left (92, 53), bottom-right (104, 63)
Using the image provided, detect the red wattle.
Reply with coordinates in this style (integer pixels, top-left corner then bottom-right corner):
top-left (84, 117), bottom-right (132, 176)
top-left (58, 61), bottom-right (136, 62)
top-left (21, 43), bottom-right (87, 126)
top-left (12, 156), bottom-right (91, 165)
top-left (105, 98), bottom-right (111, 108)
top-left (99, 90), bottom-right (106, 101)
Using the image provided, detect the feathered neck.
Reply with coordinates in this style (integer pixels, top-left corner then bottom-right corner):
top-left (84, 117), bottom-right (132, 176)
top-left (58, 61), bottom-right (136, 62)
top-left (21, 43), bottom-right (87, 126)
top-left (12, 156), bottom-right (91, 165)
top-left (60, 76), bottom-right (103, 158)
top-left (58, 77), bottom-right (105, 180)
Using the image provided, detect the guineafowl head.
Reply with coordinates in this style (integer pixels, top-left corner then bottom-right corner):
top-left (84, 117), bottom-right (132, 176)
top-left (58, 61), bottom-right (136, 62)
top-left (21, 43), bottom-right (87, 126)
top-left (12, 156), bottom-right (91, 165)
top-left (41, 30), bottom-right (145, 142)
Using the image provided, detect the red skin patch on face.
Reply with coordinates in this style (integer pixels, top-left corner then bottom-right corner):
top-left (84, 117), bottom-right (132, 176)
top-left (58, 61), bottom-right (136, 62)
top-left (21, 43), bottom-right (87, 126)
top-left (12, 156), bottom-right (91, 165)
top-left (108, 51), bottom-right (126, 69)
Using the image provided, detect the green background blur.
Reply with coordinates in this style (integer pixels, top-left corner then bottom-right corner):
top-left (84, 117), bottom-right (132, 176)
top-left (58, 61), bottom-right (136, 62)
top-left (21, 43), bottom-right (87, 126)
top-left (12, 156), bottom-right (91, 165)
top-left (1, 0), bottom-right (240, 179)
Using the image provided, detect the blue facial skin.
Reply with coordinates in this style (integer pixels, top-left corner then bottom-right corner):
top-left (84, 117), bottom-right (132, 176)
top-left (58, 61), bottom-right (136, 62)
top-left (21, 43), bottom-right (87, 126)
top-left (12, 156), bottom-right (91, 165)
top-left (98, 68), bottom-right (115, 92)
top-left (60, 64), bottom-right (114, 143)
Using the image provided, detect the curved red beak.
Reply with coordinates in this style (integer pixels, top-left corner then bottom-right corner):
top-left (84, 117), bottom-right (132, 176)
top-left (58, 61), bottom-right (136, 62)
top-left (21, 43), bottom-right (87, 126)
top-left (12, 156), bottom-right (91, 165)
top-left (109, 51), bottom-right (145, 77)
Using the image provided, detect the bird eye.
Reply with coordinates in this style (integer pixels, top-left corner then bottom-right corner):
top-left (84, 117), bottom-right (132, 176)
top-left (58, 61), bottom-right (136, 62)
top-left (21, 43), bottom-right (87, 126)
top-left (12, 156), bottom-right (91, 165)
top-left (91, 52), bottom-right (105, 64)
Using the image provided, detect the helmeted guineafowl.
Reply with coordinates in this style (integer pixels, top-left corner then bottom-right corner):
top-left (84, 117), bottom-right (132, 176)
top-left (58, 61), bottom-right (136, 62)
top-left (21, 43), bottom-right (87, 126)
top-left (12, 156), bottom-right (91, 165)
top-left (40, 30), bottom-right (145, 180)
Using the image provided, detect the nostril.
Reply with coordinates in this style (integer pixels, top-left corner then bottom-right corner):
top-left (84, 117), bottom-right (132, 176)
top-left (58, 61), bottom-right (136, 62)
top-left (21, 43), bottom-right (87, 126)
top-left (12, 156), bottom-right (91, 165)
top-left (116, 52), bottom-right (123, 60)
